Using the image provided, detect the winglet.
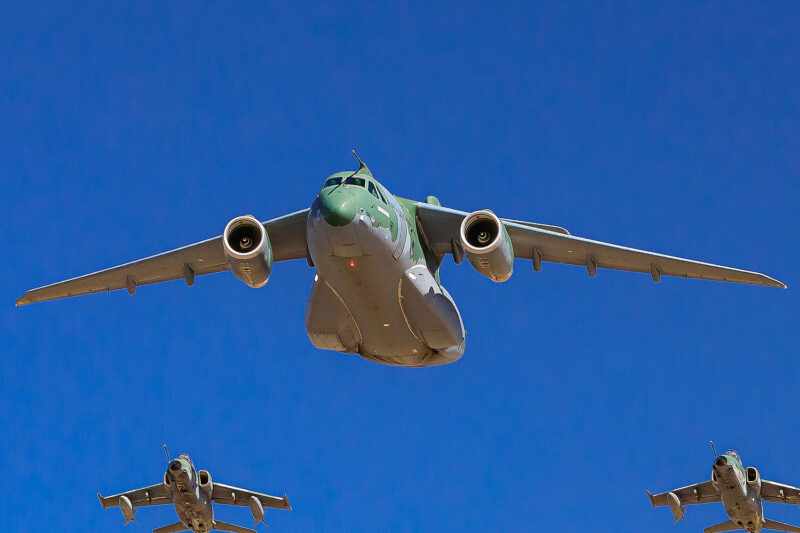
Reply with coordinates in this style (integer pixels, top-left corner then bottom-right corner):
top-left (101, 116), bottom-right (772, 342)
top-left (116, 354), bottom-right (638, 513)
top-left (646, 490), bottom-right (656, 507)
top-left (97, 492), bottom-right (106, 508)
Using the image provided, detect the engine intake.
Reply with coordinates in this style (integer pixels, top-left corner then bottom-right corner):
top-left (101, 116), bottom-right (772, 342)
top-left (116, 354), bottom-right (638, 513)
top-left (198, 469), bottom-right (213, 494)
top-left (223, 215), bottom-right (272, 288)
top-left (747, 466), bottom-right (761, 491)
top-left (459, 210), bottom-right (514, 282)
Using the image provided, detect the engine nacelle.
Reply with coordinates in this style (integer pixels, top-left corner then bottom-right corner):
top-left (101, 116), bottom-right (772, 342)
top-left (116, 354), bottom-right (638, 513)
top-left (198, 469), bottom-right (213, 495)
top-left (747, 466), bottom-right (761, 491)
top-left (223, 215), bottom-right (272, 288)
top-left (118, 494), bottom-right (135, 524)
top-left (459, 210), bottom-right (514, 282)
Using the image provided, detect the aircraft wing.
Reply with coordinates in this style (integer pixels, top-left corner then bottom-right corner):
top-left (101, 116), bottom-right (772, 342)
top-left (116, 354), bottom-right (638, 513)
top-left (16, 209), bottom-right (310, 306)
top-left (648, 481), bottom-right (720, 506)
top-left (97, 483), bottom-right (172, 509)
top-left (648, 480), bottom-right (720, 520)
top-left (211, 482), bottom-right (291, 510)
top-left (415, 203), bottom-right (786, 288)
top-left (760, 480), bottom-right (800, 504)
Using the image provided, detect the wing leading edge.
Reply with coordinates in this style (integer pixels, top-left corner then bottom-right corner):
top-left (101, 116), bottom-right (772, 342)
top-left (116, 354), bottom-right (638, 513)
top-left (16, 209), bottom-right (310, 306)
top-left (97, 483), bottom-right (172, 509)
top-left (647, 480), bottom-right (720, 521)
top-left (211, 482), bottom-right (291, 510)
top-left (415, 203), bottom-right (786, 288)
top-left (760, 480), bottom-right (800, 504)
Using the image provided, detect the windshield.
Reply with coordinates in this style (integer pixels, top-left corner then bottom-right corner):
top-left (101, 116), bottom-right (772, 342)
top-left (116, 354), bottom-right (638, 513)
top-left (323, 177), bottom-right (342, 187)
top-left (344, 176), bottom-right (366, 187)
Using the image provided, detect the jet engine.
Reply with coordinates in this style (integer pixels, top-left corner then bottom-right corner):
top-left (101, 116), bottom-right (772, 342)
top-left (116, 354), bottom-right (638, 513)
top-left (747, 466), bottom-right (761, 492)
top-left (223, 215), bottom-right (272, 288)
top-left (198, 469), bottom-right (213, 495)
top-left (459, 210), bottom-right (514, 282)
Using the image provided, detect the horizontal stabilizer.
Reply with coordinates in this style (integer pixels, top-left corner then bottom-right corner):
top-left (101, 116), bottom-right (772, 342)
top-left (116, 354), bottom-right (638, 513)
top-left (704, 520), bottom-right (739, 533)
top-left (213, 520), bottom-right (256, 533)
top-left (153, 523), bottom-right (188, 533)
top-left (764, 518), bottom-right (800, 532)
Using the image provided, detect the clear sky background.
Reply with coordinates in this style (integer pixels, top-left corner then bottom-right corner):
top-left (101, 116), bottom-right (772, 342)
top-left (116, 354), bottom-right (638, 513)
top-left (1, 3), bottom-right (798, 532)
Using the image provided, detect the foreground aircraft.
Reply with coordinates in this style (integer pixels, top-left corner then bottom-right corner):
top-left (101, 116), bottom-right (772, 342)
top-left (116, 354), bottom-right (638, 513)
top-left (17, 154), bottom-right (785, 367)
top-left (98, 453), bottom-right (290, 533)
top-left (648, 450), bottom-right (800, 533)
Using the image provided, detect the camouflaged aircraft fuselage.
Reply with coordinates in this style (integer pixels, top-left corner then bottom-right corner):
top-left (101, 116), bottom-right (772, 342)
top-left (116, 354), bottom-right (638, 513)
top-left (305, 169), bottom-right (465, 366)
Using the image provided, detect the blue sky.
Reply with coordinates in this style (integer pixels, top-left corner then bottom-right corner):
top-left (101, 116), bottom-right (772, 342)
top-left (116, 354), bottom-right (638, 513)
top-left (1, 2), bottom-right (798, 532)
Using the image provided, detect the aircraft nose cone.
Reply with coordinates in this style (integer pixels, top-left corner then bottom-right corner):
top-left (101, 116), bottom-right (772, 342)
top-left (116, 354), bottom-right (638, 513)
top-left (715, 456), bottom-right (728, 467)
top-left (319, 191), bottom-right (356, 226)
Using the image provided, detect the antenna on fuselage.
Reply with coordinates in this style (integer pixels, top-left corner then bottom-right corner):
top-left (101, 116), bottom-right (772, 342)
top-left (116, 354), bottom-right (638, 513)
top-left (351, 148), bottom-right (372, 177)
top-left (709, 441), bottom-right (718, 459)
top-left (331, 149), bottom-right (371, 194)
top-left (162, 443), bottom-right (171, 463)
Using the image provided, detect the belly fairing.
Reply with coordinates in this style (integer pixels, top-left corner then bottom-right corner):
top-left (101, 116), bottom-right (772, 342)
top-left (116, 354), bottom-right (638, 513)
top-left (721, 484), bottom-right (762, 532)
top-left (306, 201), bottom-right (465, 367)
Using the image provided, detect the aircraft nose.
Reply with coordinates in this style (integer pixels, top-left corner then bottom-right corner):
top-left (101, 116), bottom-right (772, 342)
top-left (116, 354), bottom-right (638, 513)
top-left (715, 456), bottom-right (728, 468)
top-left (318, 190), bottom-right (357, 227)
top-left (169, 461), bottom-right (189, 478)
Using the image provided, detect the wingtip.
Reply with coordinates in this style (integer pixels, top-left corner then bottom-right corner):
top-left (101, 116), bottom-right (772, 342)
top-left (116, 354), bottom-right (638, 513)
top-left (15, 295), bottom-right (29, 307)
top-left (646, 490), bottom-right (655, 507)
top-left (97, 492), bottom-right (105, 507)
top-left (762, 271), bottom-right (788, 288)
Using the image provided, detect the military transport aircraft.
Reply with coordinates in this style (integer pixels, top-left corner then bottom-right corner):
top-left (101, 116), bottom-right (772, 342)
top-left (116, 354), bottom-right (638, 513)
top-left (648, 449), bottom-right (800, 533)
top-left (17, 153), bottom-right (786, 367)
top-left (98, 453), bottom-right (290, 533)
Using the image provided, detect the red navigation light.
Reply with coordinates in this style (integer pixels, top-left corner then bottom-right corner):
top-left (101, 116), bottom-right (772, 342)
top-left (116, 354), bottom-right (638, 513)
top-left (346, 258), bottom-right (358, 270)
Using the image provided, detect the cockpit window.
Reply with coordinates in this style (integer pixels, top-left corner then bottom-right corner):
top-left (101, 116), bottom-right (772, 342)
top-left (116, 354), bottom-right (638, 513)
top-left (368, 181), bottom-right (382, 201)
top-left (376, 186), bottom-right (388, 204)
top-left (324, 177), bottom-right (342, 187)
top-left (344, 176), bottom-right (366, 187)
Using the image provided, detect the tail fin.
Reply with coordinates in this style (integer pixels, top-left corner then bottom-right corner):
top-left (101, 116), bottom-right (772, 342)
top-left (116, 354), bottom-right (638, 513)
top-left (213, 520), bottom-right (257, 533)
top-left (153, 523), bottom-right (188, 533)
top-left (704, 521), bottom-right (739, 533)
top-left (764, 518), bottom-right (800, 532)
